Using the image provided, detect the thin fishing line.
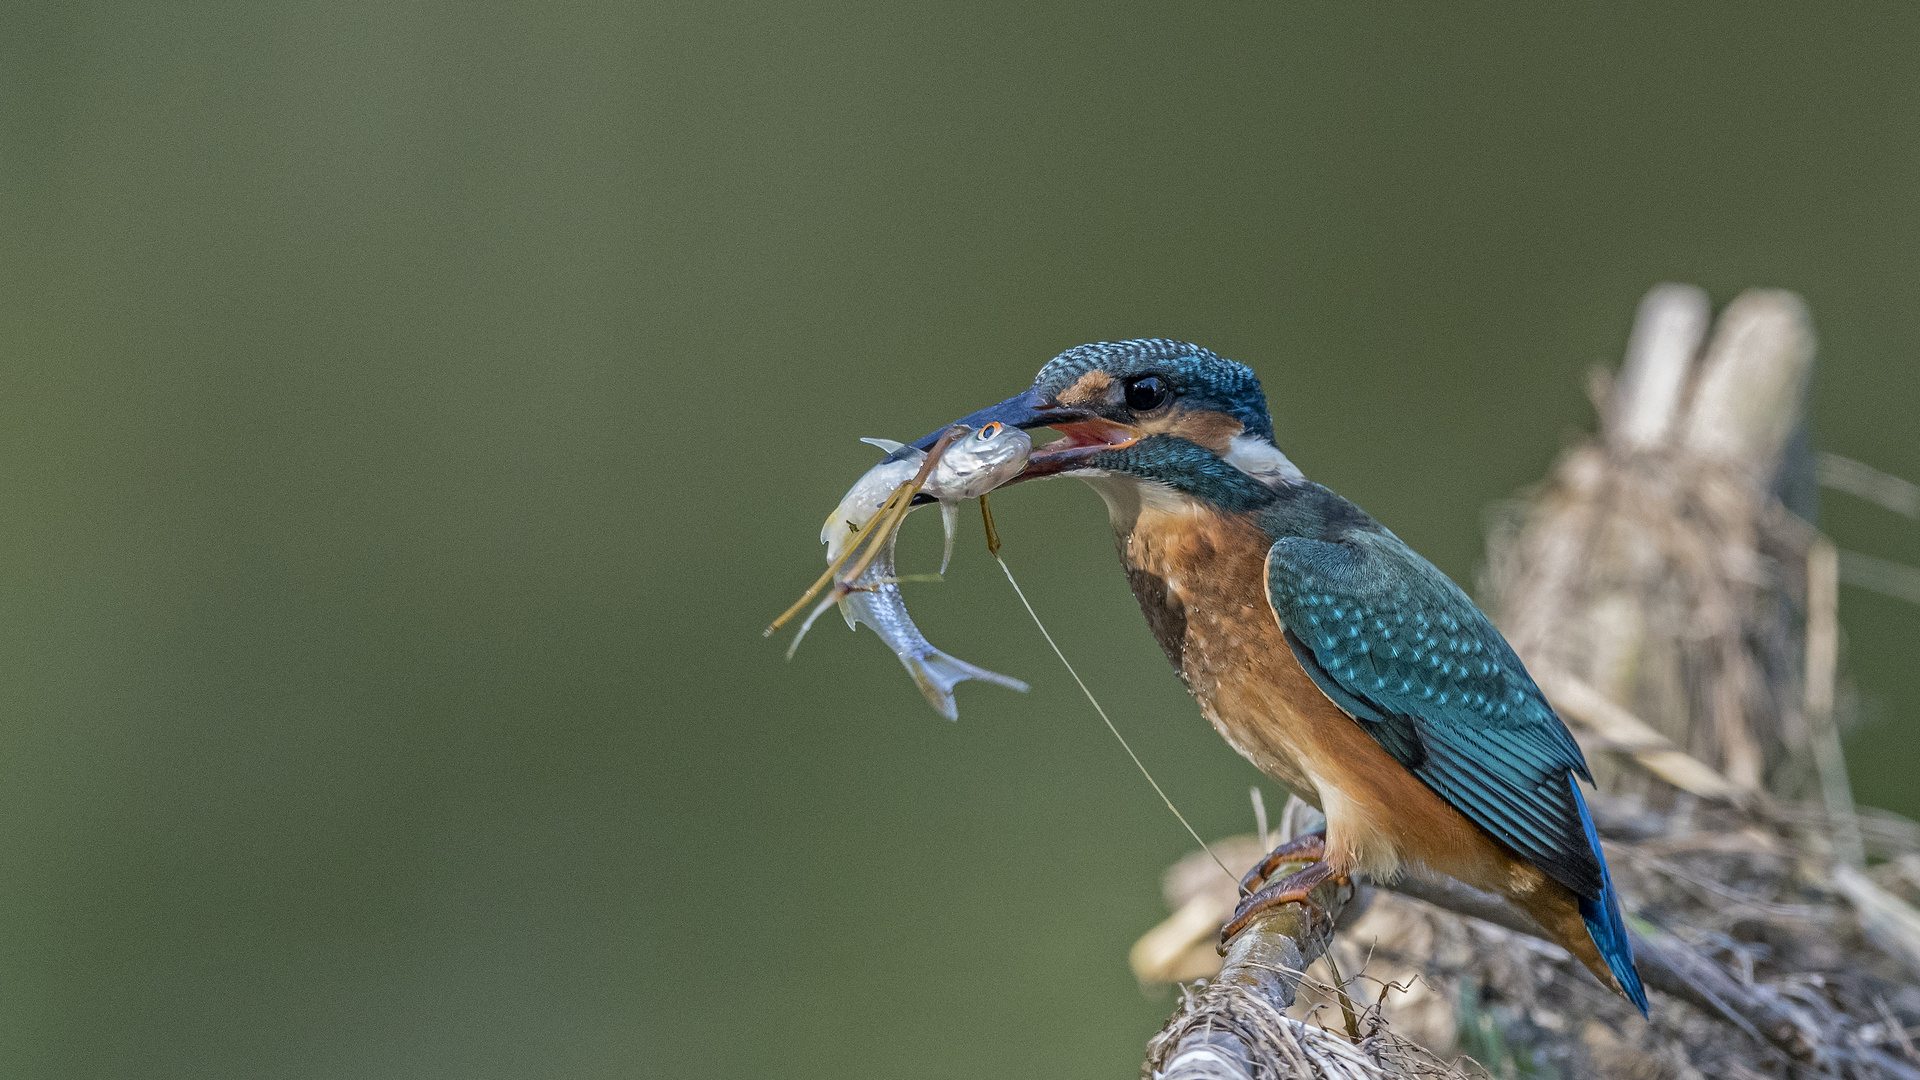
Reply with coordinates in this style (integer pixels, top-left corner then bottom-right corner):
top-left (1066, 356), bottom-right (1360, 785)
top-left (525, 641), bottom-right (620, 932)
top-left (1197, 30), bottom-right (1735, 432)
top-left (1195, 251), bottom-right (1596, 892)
top-left (995, 554), bottom-right (1243, 891)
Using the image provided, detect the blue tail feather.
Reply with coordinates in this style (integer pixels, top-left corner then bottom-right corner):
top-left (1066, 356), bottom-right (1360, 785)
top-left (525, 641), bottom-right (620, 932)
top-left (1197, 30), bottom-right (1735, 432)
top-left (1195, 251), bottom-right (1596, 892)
top-left (1571, 778), bottom-right (1649, 1016)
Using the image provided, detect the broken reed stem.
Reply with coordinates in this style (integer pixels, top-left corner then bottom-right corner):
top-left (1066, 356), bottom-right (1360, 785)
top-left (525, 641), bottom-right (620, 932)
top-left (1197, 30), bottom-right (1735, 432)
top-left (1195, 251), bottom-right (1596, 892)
top-left (1806, 537), bottom-right (1865, 867)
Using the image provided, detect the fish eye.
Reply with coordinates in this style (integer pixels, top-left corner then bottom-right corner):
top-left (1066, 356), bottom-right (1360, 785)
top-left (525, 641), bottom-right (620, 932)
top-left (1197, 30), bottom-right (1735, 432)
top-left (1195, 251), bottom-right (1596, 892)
top-left (1123, 374), bottom-right (1170, 412)
top-left (977, 422), bottom-right (1002, 439)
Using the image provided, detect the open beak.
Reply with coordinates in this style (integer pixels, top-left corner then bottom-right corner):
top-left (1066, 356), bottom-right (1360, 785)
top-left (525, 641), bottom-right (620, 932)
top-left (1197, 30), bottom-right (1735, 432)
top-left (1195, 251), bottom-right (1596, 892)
top-left (899, 386), bottom-right (1139, 483)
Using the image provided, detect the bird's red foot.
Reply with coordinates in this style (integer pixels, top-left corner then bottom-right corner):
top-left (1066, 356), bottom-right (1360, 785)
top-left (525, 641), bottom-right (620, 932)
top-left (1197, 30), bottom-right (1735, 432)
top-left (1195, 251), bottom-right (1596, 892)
top-left (1239, 829), bottom-right (1327, 896)
top-left (1219, 848), bottom-right (1347, 951)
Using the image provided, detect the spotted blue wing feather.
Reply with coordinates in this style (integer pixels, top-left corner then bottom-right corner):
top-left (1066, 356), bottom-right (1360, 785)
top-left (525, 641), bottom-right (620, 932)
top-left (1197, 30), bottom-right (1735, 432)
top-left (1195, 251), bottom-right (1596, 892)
top-left (1265, 531), bottom-right (1602, 899)
top-left (1265, 529), bottom-right (1646, 1014)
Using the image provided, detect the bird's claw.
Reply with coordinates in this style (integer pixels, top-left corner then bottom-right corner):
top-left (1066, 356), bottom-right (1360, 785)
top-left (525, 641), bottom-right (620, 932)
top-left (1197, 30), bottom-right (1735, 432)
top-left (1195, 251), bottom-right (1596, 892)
top-left (1239, 829), bottom-right (1327, 895)
top-left (1218, 843), bottom-right (1346, 952)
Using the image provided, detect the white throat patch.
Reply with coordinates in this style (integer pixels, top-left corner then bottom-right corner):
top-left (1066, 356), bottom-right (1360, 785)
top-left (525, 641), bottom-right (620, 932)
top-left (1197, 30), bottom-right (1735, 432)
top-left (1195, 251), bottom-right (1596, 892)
top-left (1223, 433), bottom-right (1306, 487)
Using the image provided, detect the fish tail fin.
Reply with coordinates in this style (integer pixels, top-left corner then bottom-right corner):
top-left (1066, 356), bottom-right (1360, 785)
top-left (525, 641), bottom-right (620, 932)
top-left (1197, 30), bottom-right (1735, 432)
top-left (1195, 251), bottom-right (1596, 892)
top-left (901, 649), bottom-right (1028, 721)
top-left (1572, 777), bottom-right (1650, 1016)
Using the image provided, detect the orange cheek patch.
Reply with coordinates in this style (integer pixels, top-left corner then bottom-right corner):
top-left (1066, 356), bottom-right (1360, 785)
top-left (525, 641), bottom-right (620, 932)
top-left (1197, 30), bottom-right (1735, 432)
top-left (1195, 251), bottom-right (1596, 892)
top-left (1136, 407), bottom-right (1244, 454)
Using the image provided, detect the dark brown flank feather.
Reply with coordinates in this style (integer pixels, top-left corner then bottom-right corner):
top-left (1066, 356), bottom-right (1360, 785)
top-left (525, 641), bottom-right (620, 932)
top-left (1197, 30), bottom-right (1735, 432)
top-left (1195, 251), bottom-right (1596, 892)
top-left (1125, 566), bottom-right (1187, 676)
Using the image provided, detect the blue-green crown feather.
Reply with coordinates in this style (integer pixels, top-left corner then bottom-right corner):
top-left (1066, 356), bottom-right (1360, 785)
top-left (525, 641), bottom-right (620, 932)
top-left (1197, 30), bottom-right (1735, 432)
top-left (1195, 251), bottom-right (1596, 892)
top-left (1033, 339), bottom-right (1274, 443)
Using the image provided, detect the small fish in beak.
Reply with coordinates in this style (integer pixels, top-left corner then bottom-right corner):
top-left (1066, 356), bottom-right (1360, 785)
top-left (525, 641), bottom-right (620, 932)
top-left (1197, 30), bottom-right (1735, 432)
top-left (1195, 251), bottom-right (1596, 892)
top-left (783, 423), bottom-right (1033, 720)
top-left (891, 386), bottom-right (1139, 485)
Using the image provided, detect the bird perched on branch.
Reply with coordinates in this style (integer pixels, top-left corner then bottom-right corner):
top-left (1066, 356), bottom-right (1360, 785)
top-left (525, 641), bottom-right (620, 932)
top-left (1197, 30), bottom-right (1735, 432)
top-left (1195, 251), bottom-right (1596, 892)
top-left (903, 338), bottom-right (1647, 1013)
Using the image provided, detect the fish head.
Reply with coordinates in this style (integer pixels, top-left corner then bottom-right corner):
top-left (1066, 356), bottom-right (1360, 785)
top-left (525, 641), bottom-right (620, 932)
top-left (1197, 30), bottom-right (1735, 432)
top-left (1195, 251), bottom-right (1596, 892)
top-left (926, 421), bottom-right (1032, 501)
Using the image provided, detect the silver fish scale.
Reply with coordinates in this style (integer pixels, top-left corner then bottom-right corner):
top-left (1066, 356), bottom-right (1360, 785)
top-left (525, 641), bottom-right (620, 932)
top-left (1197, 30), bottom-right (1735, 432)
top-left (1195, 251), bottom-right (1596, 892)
top-left (807, 424), bottom-right (1033, 719)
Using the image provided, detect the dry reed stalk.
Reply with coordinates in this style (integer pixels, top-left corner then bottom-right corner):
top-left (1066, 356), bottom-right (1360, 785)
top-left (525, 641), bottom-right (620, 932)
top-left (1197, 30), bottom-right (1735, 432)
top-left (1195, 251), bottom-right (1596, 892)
top-left (1486, 288), bottom-right (1818, 799)
top-left (1804, 538), bottom-right (1865, 867)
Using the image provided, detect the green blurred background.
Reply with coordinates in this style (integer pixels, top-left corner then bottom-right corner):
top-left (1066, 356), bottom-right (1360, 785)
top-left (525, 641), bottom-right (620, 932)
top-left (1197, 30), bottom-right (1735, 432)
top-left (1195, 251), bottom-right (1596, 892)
top-left (3, 2), bottom-right (1917, 1076)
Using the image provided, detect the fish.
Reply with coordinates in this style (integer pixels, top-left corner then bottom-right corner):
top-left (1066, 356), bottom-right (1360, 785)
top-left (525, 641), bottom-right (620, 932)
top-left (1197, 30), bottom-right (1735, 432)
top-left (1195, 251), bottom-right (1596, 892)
top-left (795, 422), bottom-right (1033, 720)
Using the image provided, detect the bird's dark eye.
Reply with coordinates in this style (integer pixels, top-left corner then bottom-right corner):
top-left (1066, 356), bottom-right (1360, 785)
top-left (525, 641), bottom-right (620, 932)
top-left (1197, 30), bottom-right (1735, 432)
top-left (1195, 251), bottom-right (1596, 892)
top-left (1124, 374), bottom-right (1170, 412)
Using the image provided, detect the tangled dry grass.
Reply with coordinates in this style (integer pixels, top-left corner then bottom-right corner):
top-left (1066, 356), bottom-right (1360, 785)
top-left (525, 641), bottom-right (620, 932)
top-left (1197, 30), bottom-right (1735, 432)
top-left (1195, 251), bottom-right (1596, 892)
top-left (1334, 799), bottom-right (1920, 1080)
top-left (1141, 793), bottom-right (1920, 1080)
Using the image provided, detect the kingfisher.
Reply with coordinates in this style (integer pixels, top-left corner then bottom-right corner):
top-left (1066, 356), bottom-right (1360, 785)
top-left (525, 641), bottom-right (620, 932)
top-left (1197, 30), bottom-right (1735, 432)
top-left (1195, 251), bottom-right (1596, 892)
top-left (903, 338), bottom-right (1647, 1013)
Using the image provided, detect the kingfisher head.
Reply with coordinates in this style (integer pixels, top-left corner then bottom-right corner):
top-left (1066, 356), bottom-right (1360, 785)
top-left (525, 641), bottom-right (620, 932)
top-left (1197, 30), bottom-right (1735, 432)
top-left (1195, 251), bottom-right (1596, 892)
top-left (908, 339), bottom-right (1303, 501)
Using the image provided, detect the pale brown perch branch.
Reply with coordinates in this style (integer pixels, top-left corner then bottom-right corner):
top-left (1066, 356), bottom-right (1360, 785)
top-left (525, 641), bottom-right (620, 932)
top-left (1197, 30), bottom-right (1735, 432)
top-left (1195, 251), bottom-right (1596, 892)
top-left (1144, 868), bottom-right (1371, 1080)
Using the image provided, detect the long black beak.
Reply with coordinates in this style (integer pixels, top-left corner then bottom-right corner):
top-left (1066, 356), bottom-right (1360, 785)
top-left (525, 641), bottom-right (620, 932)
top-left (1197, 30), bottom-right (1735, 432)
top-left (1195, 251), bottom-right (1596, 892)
top-left (890, 386), bottom-right (1089, 460)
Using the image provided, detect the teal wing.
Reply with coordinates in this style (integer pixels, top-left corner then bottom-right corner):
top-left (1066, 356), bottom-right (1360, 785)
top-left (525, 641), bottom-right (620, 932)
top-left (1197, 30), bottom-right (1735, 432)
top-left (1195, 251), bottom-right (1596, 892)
top-left (1265, 532), bottom-right (1603, 899)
